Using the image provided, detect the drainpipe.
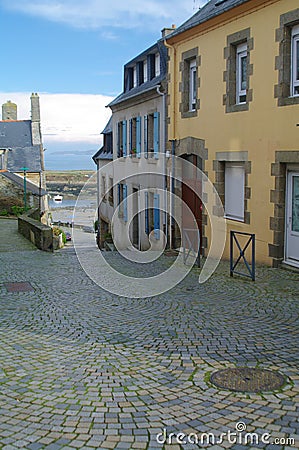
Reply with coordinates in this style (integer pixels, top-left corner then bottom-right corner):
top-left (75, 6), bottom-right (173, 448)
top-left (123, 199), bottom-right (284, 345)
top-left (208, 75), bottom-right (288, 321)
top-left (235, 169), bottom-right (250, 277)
top-left (156, 85), bottom-right (168, 248)
top-left (163, 38), bottom-right (177, 249)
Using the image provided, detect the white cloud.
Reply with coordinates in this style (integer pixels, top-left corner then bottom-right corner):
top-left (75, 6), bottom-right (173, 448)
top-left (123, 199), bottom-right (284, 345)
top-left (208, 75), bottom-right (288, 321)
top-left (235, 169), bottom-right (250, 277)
top-left (0, 92), bottom-right (113, 145)
top-left (1, 0), bottom-right (208, 30)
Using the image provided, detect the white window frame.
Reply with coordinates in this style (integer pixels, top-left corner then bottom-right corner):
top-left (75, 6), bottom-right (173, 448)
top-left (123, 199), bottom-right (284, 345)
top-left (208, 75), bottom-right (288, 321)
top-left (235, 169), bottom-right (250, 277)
top-left (155, 53), bottom-right (160, 77)
top-left (189, 59), bottom-right (197, 111)
top-left (224, 163), bottom-right (245, 221)
top-left (143, 60), bottom-right (148, 83)
top-left (133, 66), bottom-right (137, 88)
top-left (236, 43), bottom-right (247, 104)
top-left (291, 25), bottom-right (299, 97)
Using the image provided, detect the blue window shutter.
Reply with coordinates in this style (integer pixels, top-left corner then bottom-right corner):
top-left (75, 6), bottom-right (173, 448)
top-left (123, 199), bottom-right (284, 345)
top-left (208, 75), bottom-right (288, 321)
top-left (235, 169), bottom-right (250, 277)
top-left (144, 115), bottom-right (148, 158)
top-left (122, 120), bottom-right (127, 157)
top-left (123, 184), bottom-right (128, 222)
top-left (136, 117), bottom-right (141, 158)
top-left (117, 183), bottom-right (121, 205)
top-left (117, 123), bottom-right (120, 157)
top-left (153, 193), bottom-right (160, 239)
top-left (153, 112), bottom-right (160, 159)
top-left (129, 118), bottom-right (133, 152)
top-left (145, 191), bottom-right (149, 235)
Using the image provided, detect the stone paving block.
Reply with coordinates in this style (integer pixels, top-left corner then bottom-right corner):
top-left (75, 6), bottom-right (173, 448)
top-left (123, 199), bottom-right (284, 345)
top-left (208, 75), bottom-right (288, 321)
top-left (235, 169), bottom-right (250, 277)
top-left (0, 220), bottom-right (298, 450)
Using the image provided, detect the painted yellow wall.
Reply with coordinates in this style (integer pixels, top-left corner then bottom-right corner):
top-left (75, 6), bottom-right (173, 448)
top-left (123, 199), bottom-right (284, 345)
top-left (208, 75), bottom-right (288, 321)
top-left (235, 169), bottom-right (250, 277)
top-left (167, 0), bottom-right (299, 265)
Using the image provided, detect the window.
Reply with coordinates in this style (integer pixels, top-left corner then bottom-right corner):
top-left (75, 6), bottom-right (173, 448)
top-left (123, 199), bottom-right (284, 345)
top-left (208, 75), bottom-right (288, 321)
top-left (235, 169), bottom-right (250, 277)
top-left (144, 112), bottom-right (160, 158)
top-left (148, 54), bottom-right (155, 80)
top-left (224, 28), bottom-right (252, 112)
top-left (291, 25), bottom-right (299, 96)
top-left (189, 59), bottom-right (197, 111)
top-left (129, 118), bottom-right (137, 156)
top-left (143, 60), bottom-right (148, 83)
top-left (155, 53), bottom-right (160, 77)
top-left (117, 121), bottom-right (127, 157)
top-left (133, 66), bottom-right (137, 88)
top-left (129, 117), bottom-right (141, 157)
top-left (117, 121), bottom-right (123, 157)
top-left (180, 48), bottom-right (199, 118)
top-left (145, 192), bottom-right (160, 239)
top-left (236, 43), bottom-right (247, 104)
top-left (224, 163), bottom-right (245, 221)
top-left (117, 183), bottom-right (127, 221)
top-left (125, 67), bottom-right (134, 91)
top-left (137, 61), bottom-right (144, 85)
top-left (275, 10), bottom-right (299, 106)
top-left (145, 191), bottom-right (154, 235)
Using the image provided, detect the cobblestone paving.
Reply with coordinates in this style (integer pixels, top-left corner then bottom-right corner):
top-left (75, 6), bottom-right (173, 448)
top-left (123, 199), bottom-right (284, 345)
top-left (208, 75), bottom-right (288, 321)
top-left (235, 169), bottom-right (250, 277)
top-left (0, 219), bottom-right (298, 449)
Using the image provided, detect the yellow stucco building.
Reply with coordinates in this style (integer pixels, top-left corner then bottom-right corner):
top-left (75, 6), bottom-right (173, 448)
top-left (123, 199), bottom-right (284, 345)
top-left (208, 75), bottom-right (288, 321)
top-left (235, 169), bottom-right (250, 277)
top-left (165, 0), bottom-right (299, 268)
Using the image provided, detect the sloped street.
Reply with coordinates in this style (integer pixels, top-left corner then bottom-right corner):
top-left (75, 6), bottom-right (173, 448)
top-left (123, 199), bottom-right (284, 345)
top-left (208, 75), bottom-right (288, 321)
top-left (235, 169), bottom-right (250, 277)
top-left (0, 219), bottom-right (298, 449)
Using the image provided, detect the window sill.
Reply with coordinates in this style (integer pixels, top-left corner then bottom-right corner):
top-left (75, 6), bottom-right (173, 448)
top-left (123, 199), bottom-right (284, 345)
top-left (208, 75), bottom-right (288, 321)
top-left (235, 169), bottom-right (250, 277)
top-left (277, 96), bottom-right (299, 107)
top-left (181, 110), bottom-right (198, 119)
top-left (225, 103), bottom-right (249, 113)
top-left (224, 215), bottom-right (245, 223)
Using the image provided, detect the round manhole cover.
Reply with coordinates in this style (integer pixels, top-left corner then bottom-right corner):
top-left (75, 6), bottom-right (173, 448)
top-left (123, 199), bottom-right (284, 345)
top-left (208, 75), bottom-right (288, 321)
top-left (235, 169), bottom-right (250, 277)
top-left (210, 367), bottom-right (285, 393)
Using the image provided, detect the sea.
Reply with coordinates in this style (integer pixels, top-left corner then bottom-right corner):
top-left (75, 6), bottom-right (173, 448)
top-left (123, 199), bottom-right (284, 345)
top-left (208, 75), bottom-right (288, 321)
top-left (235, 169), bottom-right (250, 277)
top-left (49, 195), bottom-right (97, 226)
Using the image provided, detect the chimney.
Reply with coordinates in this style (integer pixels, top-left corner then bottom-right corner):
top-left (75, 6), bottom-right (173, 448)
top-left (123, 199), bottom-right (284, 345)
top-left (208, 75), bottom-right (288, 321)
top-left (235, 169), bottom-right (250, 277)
top-left (2, 100), bottom-right (17, 120)
top-left (31, 92), bottom-right (40, 122)
top-left (161, 24), bottom-right (176, 38)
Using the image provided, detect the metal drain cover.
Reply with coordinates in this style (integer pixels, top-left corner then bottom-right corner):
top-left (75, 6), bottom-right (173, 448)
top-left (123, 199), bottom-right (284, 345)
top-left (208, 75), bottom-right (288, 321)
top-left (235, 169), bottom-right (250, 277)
top-left (210, 367), bottom-right (285, 393)
top-left (4, 282), bottom-right (34, 293)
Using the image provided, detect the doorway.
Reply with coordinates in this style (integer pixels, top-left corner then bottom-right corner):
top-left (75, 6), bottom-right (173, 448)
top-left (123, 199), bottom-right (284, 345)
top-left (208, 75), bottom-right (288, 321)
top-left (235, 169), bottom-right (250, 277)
top-left (285, 171), bottom-right (299, 266)
top-left (181, 154), bottom-right (202, 255)
top-left (132, 188), bottom-right (139, 249)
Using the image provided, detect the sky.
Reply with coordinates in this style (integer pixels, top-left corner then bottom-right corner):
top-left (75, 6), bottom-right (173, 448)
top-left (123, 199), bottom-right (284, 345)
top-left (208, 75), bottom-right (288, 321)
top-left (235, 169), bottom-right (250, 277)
top-left (0, 0), bottom-right (206, 170)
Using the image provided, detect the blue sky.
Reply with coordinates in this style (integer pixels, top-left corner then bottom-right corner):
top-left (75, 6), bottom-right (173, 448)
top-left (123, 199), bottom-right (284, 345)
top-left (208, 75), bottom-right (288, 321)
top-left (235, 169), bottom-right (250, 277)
top-left (0, 0), bottom-right (205, 170)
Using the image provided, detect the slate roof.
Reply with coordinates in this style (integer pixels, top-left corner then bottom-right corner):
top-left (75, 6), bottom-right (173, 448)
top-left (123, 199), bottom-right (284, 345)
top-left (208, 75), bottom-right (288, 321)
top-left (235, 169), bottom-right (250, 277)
top-left (108, 40), bottom-right (167, 108)
top-left (93, 117), bottom-right (113, 162)
top-left (101, 116), bottom-right (112, 134)
top-left (6, 146), bottom-right (42, 173)
top-left (93, 146), bottom-right (113, 162)
top-left (168, 0), bottom-right (251, 38)
top-left (0, 120), bottom-right (33, 148)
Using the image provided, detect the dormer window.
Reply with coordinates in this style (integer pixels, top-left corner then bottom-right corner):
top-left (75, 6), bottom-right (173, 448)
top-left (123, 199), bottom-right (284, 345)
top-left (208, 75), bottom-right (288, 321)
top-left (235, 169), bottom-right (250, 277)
top-left (133, 66), bottom-right (137, 88)
top-left (125, 67), bottom-right (134, 91)
top-left (144, 60), bottom-right (148, 83)
top-left (137, 61), bottom-right (144, 85)
top-left (155, 53), bottom-right (160, 77)
top-left (148, 54), bottom-right (155, 80)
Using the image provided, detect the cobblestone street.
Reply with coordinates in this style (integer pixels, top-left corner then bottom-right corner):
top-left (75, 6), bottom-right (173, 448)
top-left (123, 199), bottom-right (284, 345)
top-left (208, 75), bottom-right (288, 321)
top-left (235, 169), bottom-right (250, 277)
top-left (0, 219), bottom-right (298, 449)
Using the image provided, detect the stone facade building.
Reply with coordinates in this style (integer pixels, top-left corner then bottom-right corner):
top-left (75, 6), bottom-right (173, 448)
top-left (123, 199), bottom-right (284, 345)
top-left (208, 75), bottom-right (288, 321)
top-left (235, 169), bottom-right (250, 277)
top-left (0, 94), bottom-right (47, 214)
top-left (165, 0), bottom-right (299, 268)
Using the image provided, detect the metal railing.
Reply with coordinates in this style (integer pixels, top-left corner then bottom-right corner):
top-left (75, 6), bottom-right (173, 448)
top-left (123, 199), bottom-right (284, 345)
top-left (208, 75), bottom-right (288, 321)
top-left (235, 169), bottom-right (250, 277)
top-left (230, 231), bottom-right (255, 281)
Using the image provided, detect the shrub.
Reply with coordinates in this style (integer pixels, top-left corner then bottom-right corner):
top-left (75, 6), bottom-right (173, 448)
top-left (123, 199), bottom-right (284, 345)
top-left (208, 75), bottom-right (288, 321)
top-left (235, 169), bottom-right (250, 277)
top-left (52, 226), bottom-right (67, 244)
top-left (11, 205), bottom-right (25, 216)
top-left (0, 209), bottom-right (9, 216)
